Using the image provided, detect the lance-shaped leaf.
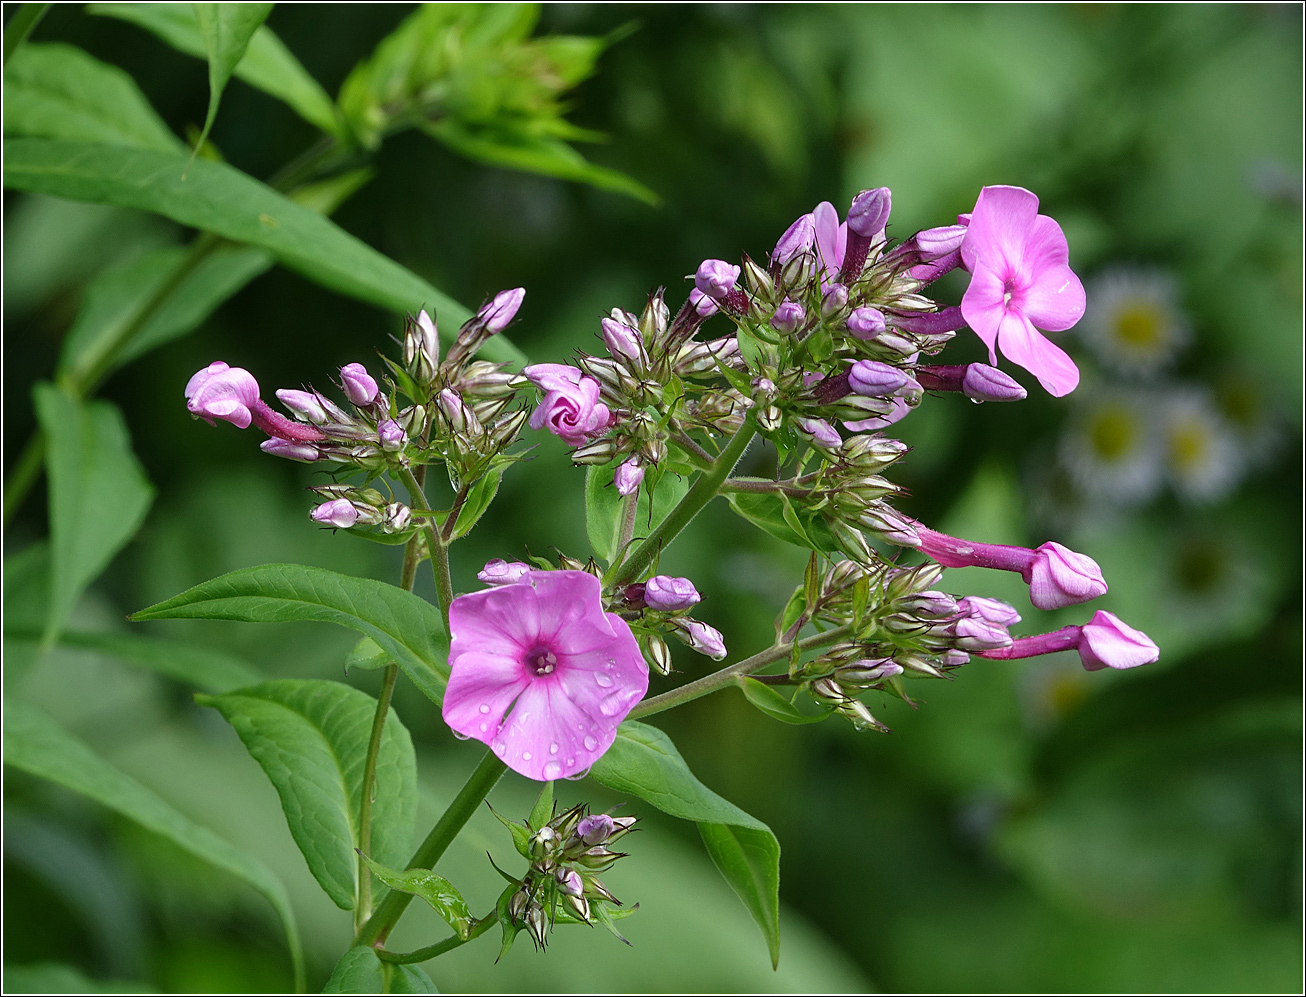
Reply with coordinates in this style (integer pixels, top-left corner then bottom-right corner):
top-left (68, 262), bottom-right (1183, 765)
top-left (738, 677), bottom-right (831, 726)
top-left (197, 680), bottom-right (416, 911)
top-left (130, 563), bottom-right (449, 703)
top-left (90, 2), bottom-right (341, 137)
top-left (190, 3), bottom-right (274, 157)
top-left (2, 139), bottom-right (525, 364)
top-left (3, 42), bottom-right (184, 151)
top-left (34, 383), bottom-right (154, 648)
top-left (585, 463), bottom-right (690, 563)
top-left (58, 630), bottom-right (263, 694)
top-left (357, 851), bottom-right (473, 939)
top-left (590, 720), bottom-right (781, 966)
top-left (726, 489), bottom-right (841, 552)
top-left (3, 700), bottom-right (303, 990)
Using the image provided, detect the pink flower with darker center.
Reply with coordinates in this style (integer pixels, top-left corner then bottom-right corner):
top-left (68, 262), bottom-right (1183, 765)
top-left (959, 185), bottom-right (1086, 398)
top-left (442, 570), bottom-right (649, 781)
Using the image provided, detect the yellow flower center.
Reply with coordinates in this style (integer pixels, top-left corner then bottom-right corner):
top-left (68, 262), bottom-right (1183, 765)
top-left (1112, 301), bottom-right (1165, 349)
top-left (1088, 406), bottom-right (1138, 461)
top-left (1168, 420), bottom-right (1209, 471)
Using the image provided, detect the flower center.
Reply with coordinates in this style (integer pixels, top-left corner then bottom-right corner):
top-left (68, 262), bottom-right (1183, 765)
top-left (526, 645), bottom-right (558, 676)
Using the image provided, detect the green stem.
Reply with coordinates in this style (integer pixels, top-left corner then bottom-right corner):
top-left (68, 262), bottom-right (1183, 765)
top-left (3, 3), bottom-right (50, 66)
top-left (3, 430), bottom-right (45, 527)
top-left (355, 751), bottom-right (508, 947)
top-left (720, 477), bottom-right (811, 498)
top-left (628, 623), bottom-right (853, 720)
top-left (609, 420), bottom-right (756, 588)
top-left (398, 466), bottom-right (453, 630)
top-left (671, 430), bottom-right (715, 470)
top-left (615, 488), bottom-right (638, 564)
top-left (375, 916), bottom-right (494, 965)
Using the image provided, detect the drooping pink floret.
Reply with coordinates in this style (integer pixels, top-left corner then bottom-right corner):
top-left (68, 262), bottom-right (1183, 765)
top-left (185, 361), bottom-right (261, 428)
top-left (1077, 610), bottom-right (1160, 671)
top-left (442, 570), bottom-right (649, 781)
top-left (959, 185), bottom-right (1086, 397)
top-left (524, 366), bottom-right (612, 446)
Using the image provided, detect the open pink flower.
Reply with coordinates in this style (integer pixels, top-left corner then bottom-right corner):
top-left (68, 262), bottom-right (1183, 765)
top-left (960, 185), bottom-right (1086, 397)
top-left (525, 366), bottom-right (612, 446)
top-left (442, 570), bottom-right (648, 781)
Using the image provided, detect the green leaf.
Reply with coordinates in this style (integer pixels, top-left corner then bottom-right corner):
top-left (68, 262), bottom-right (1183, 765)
top-left (2, 139), bottom-right (524, 365)
top-left (1, 962), bottom-right (153, 994)
top-left (323, 946), bottom-right (385, 995)
top-left (3, 42), bottom-right (183, 151)
top-left (3, 700), bottom-right (303, 990)
top-left (34, 384), bottom-right (154, 649)
top-left (698, 823), bottom-right (782, 970)
top-left (190, 3), bottom-right (274, 158)
top-left (58, 245), bottom-right (272, 387)
top-left (494, 881), bottom-right (524, 961)
top-left (356, 852), bottom-right (473, 939)
top-left (89, 3), bottom-right (341, 136)
top-left (196, 679), bottom-right (416, 911)
top-left (726, 489), bottom-right (840, 552)
top-left (56, 630), bottom-right (263, 693)
top-left (424, 120), bottom-right (657, 206)
top-left (130, 563), bottom-right (450, 703)
top-left (529, 780), bottom-right (554, 829)
top-left (738, 677), bottom-right (830, 726)
top-left (346, 635), bottom-right (391, 672)
top-left (585, 463), bottom-right (690, 563)
top-left (448, 468), bottom-right (502, 540)
top-left (387, 964), bottom-right (438, 994)
top-left (589, 720), bottom-right (781, 964)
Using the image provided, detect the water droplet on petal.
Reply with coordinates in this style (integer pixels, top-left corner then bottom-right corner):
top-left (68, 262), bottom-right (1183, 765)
top-left (565, 765), bottom-right (591, 781)
top-left (452, 729), bottom-right (470, 740)
top-left (594, 672), bottom-right (613, 688)
top-left (566, 756), bottom-right (576, 767)
top-left (549, 742), bottom-right (559, 755)
top-left (479, 723), bottom-right (488, 733)
top-left (478, 704), bottom-right (491, 714)
top-left (543, 760), bottom-right (563, 780)
top-left (491, 740), bottom-right (506, 757)
top-left (606, 658), bottom-right (616, 667)
top-left (583, 735), bottom-right (599, 751)
top-left (522, 750), bottom-right (532, 761)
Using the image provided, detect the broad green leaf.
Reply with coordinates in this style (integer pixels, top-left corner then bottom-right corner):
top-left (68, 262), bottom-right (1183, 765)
top-left (190, 3), bottom-right (274, 157)
top-left (197, 679), bottom-right (417, 911)
top-left (34, 384), bottom-right (154, 648)
top-left (424, 120), bottom-right (657, 206)
top-left (738, 677), bottom-right (830, 725)
top-left (726, 489), bottom-right (840, 552)
top-left (58, 245), bottom-right (271, 387)
top-left (3, 43), bottom-right (183, 151)
top-left (357, 852), bottom-right (473, 939)
top-left (1, 963), bottom-right (153, 994)
top-left (590, 720), bottom-right (781, 962)
top-left (55, 630), bottom-right (262, 693)
top-left (2, 139), bottom-right (524, 365)
top-left (387, 964), bottom-right (438, 994)
top-left (323, 946), bottom-right (385, 995)
top-left (346, 635), bottom-right (391, 672)
top-left (585, 463), bottom-right (690, 564)
top-left (90, 3), bottom-right (341, 136)
top-left (129, 563), bottom-right (450, 702)
top-left (3, 700), bottom-right (303, 990)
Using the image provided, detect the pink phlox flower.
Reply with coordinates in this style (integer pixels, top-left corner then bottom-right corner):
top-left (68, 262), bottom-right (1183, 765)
top-left (442, 570), bottom-right (649, 781)
top-left (523, 363), bottom-right (584, 393)
top-left (812, 200), bottom-right (847, 291)
top-left (959, 185), bottom-right (1086, 397)
top-left (185, 361), bottom-right (261, 428)
top-left (1077, 610), bottom-right (1160, 671)
top-left (526, 370), bottom-right (612, 447)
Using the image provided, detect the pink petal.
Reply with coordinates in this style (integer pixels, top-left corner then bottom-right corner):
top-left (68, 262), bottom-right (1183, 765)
top-left (960, 185), bottom-right (1039, 274)
top-left (441, 651), bottom-right (531, 739)
top-left (1023, 262), bottom-right (1086, 332)
top-left (529, 571), bottom-right (606, 645)
top-left (448, 583), bottom-right (541, 661)
top-left (996, 311), bottom-right (1080, 397)
top-left (1024, 214), bottom-right (1072, 272)
top-left (492, 677), bottom-right (619, 781)
top-left (959, 265), bottom-right (1007, 363)
top-left (812, 202), bottom-right (846, 277)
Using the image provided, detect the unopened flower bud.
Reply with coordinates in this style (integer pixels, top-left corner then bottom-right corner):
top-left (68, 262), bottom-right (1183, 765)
top-left (950, 615), bottom-right (1012, 651)
top-left (340, 363), bottom-right (379, 406)
top-left (381, 502), bottom-right (411, 533)
top-left (601, 317), bottom-right (644, 364)
top-left (779, 250), bottom-right (816, 290)
top-left (913, 224), bottom-right (967, 260)
top-left (614, 458), bottom-right (644, 496)
top-left (858, 504), bottom-right (920, 547)
top-left (405, 309), bottom-right (439, 378)
top-left (846, 307), bottom-right (886, 340)
top-left (570, 438), bottom-right (619, 465)
top-left (821, 283), bottom-right (849, 318)
top-left (870, 331), bottom-right (919, 357)
top-left (938, 649), bottom-right (970, 667)
top-left (688, 288), bottom-right (719, 317)
top-left (260, 438), bottom-right (320, 462)
top-left (377, 419), bottom-right (406, 450)
top-left (641, 634), bottom-right (673, 676)
top-left (962, 363), bottom-right (1027, 403)
top-left (556, 868), bottom-right (585, 897)
top-left (478, 287), bottom-right (525, 333)
top-left (895, 652), bottom-right (947, 678)
top-left (1077, 611), bottom-right (1160, 671)
top-left (276, 388), bottom-right (330, 424)
top-left (848, 360), bottom-right (912, 398)
top-left (576, 814), bottom-right (616, 846)
top-left (644, 575), bottom-right (701, 611)
top-left (312, 499), bottom-right (362, 529)
top-left (1027, 542), bottom-right (1108, 610)
top-left (797, 417), bottom-right (842, 450)
top-left (186, 361), bottom-right (260, 428)
top-left (770, 300), bottom-right (806, 334)
top-left (772, 213), bottom-right (816, 264)
top-left (837, 658), bottom-right (903, 686)
top-left (478, 559), bottom-right (532, 586)
top-left (530, 825), bottom-right (558, 859)
top-left (958, 596), bottom-right (1021, 626)
top-left (438, 388), bottom-right (480, 436)
top-left (847, 187), bottom-right (892, 239)
top-left (695, 260), bottom-right (741, 300)
top-left (509, 889), bottom-right (530, 922)
top-left (895, 590), bottom-right (959, 618)
top-left (840, 433), bottom-right (909, 469)
top-left (671, 618), bottom-right (727, 659)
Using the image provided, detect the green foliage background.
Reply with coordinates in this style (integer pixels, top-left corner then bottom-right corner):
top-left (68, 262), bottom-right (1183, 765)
top-left (4, 4), bottom-right (1301, 993)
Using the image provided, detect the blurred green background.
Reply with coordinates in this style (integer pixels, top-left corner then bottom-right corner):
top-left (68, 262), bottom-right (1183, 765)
top-left (4, 4), bottom-right (1301, 993)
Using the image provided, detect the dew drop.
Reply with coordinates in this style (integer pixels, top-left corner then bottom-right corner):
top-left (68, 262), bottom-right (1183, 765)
top-left (479, 723), bottom-right (489, 733)
top-left (550, 742), bottom-right (559, 755)
top-left (583, 735), bottom-right (599, 751)
top-left (491, 740), bottom-right (506, 757)
top-left (566, 756), bottom-right (576, 766)
top-left (606, 658), bottom-right (616, 668)
top-left (543, 761), bottom-right (563, 780)
top-left (522, 750), bottom-right (532, 761)
top-left (478, 704), bottom-right (491, 714)
top-left (594, 672), bottom-right (613, 688)
top-left (452, 729), bottom-right (471, 740)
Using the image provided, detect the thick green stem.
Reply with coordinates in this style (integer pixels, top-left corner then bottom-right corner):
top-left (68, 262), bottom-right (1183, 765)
top-left (375, 916), bottom-right (494, 965)
top-left (2, 3), bottom-right (50, 66)
top-left (355, 751), bottom-right (508, 947)
top-left (615, 488), bottom-right (639, 564)
top-left (628, 623), bottom-right (853, 720)
top-left (720, 477), bottom-right (812, 498)
top-left (398, 465), bottom-right (454, 630)
top-left (610, 420), bottom-right (756, 588)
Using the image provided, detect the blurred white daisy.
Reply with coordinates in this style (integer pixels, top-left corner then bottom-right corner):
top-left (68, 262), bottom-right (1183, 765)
top-left (1058, 388), bottom-right (1165, 505)
top-left (1160, 389), bottom-right (1244, 503)
top-left (1080, 268), bottom-right (1190, 377)
top-left (1017, 653), bottom-right (1095, 733)
top-left (1214, 371), bottom-right (1283, 471)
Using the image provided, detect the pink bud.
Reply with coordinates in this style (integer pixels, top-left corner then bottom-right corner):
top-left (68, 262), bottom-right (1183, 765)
top-left (772, 213), bottom-right (816, 264)
top-left (846, 307), bottom-right (886, 340)
top-left (185, 361), bottom-right (261, 428)
top-left (614, 458), bottom-right (645, 497)
top-left (576, 814), bottom-right (616, 845)
top-left (847, 187), bottom-right (891, 239)
top-left (848, 360), bottom-right (913, 398)
top-left (312, 498), bottom-right (360, 529)
top-left (770, 300), bottom-right (806, 334)
top-left (1077, 610), bottom-right (1160, 671)
top-left (340, 363), bottom-right (379, 406)
top-left (962, 364), bottom-right (1027, 403)
top-left (378, 419), bottom-right (406, 450)
top-left (914, 224), bottom-right (967, 260)
top-left (1025, 542), bottom-right (1108, 610)
top-left (797, 417), bottom-right (842, 449)
top-left (695, 260), bottom-right (741, 299)
top-left (950, 615), bottom-right (1013, 651)
top-left (601, 317), bottom-right (643, 362)
top-left (276, 389), bottom-right (329, 424)
top-left (260, 438), bottom-right (320, 462)
top-left (644, 575), bottom-right (701, 611)
top-left (477, 559), bottom-right (533, 586)
top-left (957, 596), bottom-right (1022, 627)
top-left (673, 618), bottom-right (727, 659)
top-left (478, 287), bottom-right (525, 333)
top-left (688, 288), bottom-right (719, 317)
